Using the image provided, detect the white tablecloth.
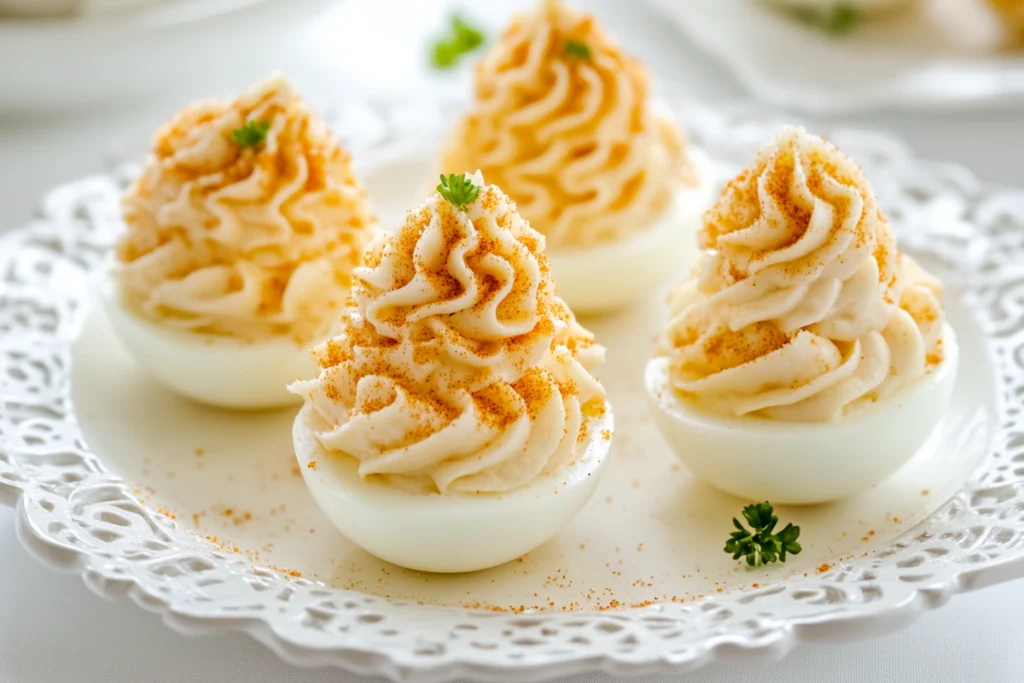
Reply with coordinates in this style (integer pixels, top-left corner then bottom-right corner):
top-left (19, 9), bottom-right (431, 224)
top-left (1, 1), bottom-right (1023, 681)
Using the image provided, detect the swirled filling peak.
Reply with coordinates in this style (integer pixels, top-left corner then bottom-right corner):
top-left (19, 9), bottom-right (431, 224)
top-left (116, 73), bottom-right (376, 343)
top-left (657, 126), bottom-right (946, 422)
top-left (290, 172), bottom-right (607, 494)
top-left (441, 0), bottom-right (695, 249)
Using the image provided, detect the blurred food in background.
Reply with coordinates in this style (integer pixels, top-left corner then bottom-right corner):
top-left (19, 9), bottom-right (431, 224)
top-left (0, 0), bottom-right (77, 16)
top-left (988, 0), bottom-right (1024, 42)
top-left (0, 0), bottom-right (175, 17)
top-left (761, 0), bottom-right (916, 30)
top-left (430, 13), bottom-right (486, 69)
top-left (756, 0), bottom-right (1024, 47)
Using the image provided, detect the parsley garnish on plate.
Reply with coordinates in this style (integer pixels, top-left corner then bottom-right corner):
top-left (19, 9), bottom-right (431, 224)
top-left (563, 39), bottom-right (592, 60)
top-left (724, 501), bottom-right (802, 567)
top-left (437, 173), bottom-right (480, 212)
top-left (792, 3), bottom-right (863, 36)
top-left (231, 120), bottom-right (271, 149)
top-left (430, 14), bottom-right (486, 69)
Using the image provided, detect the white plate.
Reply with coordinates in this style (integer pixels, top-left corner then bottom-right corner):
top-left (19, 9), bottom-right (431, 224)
top-left (647, 0), bottom-right (1024, 113)
top-left (2, 97), bottom-right (1024, 681)
top-left (0, 0), bottom-right (333, 111)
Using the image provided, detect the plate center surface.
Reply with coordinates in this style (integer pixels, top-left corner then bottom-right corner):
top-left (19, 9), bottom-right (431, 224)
top-left (70, 153), bottom-right (996, 612)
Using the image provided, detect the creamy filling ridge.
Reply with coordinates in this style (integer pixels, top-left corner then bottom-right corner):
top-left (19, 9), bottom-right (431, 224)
top-left (658, 126), bottom-right (946, 422)
top-left (117, 74), bottom-right (376, 343)
top-left (291, 173), bottom-right (607, 493)
top-left (442, 0), bottom-right (695, 249)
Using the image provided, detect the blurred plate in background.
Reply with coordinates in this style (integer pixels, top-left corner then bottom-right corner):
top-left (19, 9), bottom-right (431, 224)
top-left (0, 0), bottom-right (336, 111)
top-left (647, 0), bottom-right (1024, 113)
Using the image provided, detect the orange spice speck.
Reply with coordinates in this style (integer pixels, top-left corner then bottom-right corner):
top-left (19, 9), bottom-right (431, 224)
top-left (817, 563), bottom-right (832, 573)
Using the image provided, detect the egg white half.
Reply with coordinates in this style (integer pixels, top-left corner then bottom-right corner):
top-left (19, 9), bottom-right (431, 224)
top-left (101, 273), bottom-right (314, 410)
top-left (292, 403), bottom-right (614, 573)
top-left (644, 323), bottom-right (959, 504)
top-left (548, 148), bottom-right (716, 315)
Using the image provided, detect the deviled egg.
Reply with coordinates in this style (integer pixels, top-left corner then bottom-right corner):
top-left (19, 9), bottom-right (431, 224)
top-left (289, 172), bottom-right (613, 573)
top-left (646, 126), bottom-right (958, 505)
top-left (105, 74), bottom-right (376, 410)
top-left (441, 0), bottom-right (713, 315)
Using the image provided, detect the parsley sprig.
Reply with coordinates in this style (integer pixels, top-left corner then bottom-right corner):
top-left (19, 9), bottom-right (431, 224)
top-left (724, 501), bottom-right (802, 567)
top-left (437, 173), bottom-right (480, 212)
top-left (231, 120), bottom-right (271, 149)
top-left (792, 3), bottom-right (862, 36)
top-left (430, 14), bottom-right (486, 69)
top-left (564, 39), bottom-right (592, 60)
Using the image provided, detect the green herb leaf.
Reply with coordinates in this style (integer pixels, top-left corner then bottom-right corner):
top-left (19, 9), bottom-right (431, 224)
top-left (723, 501), bottom-right (801, 567)
top-left (777, 523), bottom-right (802, 561)
top-left (436, 173), bottom-right (480, 212)
top-left (231, 120), bottom-right (271, 149)
top-left (430, 14), bottom-right (486, 70)
top-left (563, 39), bottom-right (592, 60)
top-left (825, 4), bottom-right (861, 35)
top-left (789, 3), bottom-right (862, 37)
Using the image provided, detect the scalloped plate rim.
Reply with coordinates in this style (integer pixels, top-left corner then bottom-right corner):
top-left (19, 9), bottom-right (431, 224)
top-left (0, 97), bottom-right (1023, 681)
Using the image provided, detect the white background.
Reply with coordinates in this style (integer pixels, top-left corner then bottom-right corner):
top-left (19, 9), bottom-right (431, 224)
top-left (1, 0), bottom-right (1023, 681)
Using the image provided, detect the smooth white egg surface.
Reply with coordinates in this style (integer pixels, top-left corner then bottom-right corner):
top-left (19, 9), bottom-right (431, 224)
top-left (549, 149), bottom-right (716, 316)
top-left (644, 323), bottom-right (959, 505)
top-left (101, 274), bottom-right (314, 410)
top-left (292, 403), bottom-right (614, 574)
